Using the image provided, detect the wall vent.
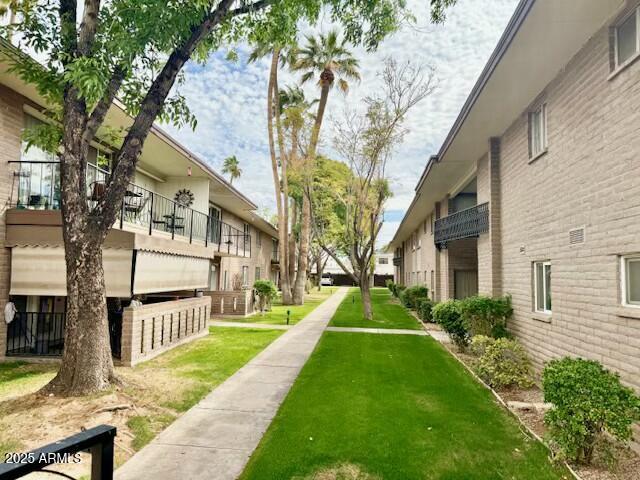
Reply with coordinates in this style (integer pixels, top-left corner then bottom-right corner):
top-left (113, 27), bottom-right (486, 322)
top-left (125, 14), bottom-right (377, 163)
top-left (569, 227), bottom-right (585, 245)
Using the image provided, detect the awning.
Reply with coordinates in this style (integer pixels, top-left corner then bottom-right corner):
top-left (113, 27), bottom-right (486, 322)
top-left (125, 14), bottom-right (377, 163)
top-left (132, 251), bottom-right (209, 294)
top-left (10, 246), bottom-right (132, 297)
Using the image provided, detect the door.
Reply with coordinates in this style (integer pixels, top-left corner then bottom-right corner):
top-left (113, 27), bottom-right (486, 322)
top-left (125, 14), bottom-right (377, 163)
top-left (209, 204), bottom-right (221, 244)
top-left (454, 270), bottom-right (478, 299)
top-left (209, 262), bottom-right (219, 291)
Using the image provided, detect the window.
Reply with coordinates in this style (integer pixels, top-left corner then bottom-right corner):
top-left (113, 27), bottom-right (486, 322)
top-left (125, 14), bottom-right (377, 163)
top-left (615, 8), bottom-right (640, 67)
top-left (533, 261), bottom-right (552, 314)
top-left (256, 231), bottom-right (262, 248)
top-left (622, 256), bottom-right (640, 306)
top-left (378, 257), bottom-right (388, 265)
top-left (255, 266), bottom-right (261, 281)
top-left (528, 104), bottom-right (547, 159)
top-left (242, 266), bottom-right (249, 286)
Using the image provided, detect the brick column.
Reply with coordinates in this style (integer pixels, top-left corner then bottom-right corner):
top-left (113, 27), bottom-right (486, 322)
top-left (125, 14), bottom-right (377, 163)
top-left (477, 137), bottom-right (502, 297)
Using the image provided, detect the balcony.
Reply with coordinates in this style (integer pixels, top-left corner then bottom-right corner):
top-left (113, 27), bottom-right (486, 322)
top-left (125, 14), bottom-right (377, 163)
top-left (10, 161), bottom-right (251, 257)
top-left (434, 202), bottom-right (489, 249)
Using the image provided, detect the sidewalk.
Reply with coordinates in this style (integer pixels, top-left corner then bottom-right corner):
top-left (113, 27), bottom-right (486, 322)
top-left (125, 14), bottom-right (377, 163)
top-left (116, 287), bottom-right (348, 480)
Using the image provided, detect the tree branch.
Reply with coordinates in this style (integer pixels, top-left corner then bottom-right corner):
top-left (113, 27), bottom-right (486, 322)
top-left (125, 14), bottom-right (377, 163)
top-left (94, 0), bottom-right (275, 232)
top-left (78, 0), bottom-right (101, 55)
top-left (83, 65), bottom-right (126, 143)
top-left (320, 244), bottom-right (359, 284)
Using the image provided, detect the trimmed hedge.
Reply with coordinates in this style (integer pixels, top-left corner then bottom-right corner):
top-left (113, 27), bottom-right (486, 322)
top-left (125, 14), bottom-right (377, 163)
top-left (459, 295), bottom-right (512, 339)
top-left (432, 300), bottom-right (467, 348)
top-left (416, 298), bottom-right (434, 323)
top-left (400, 285), bottom-right (429, 309)
top-left (472, 336), bottom-right (533, 389)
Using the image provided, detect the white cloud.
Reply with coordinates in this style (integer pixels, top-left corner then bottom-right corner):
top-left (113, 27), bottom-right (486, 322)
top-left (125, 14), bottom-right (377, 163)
top-left (164, 0), bottom-right (519, 245)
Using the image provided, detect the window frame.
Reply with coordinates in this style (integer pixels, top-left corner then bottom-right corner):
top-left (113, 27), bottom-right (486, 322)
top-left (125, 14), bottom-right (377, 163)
top-left (621, 255), bottom-right (640, 307)
top-left (533, 260), bottom-right (552, 314)
top-left (242, 265), bottom-right (249, 287)
top-left (528, 104), bottom-right (547, 160)
top-left (614, 7), bottom-right (640, 69)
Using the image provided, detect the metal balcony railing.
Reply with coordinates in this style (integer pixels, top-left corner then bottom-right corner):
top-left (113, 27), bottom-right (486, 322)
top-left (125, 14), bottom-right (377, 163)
top-left (10, 161), bottom-right (251, 257)
top-left (434, 202), bottom-right (489, 249)
top-left (393, 256), bottom-right (402, 266)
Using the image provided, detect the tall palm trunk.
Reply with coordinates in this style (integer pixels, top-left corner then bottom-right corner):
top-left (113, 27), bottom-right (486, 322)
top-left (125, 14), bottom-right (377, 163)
top-left (293, 191), bottom-right (311, 303)
top-left (292, 73), bottom-right (331, 304)
top-left (267, 48), bottom-right (292, 304)
top-left (288, 198), bottom-right (297, 284)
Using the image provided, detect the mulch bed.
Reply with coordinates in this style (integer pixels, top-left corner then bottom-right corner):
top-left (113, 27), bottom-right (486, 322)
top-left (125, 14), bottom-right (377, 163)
top-left (425, 325), bottom-right (640, 480)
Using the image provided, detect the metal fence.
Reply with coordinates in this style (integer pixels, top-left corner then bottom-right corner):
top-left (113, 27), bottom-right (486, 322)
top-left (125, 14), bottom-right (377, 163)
top-left (434, 202), bottom-right (490, 249)
top-left (11, 161), bottom-right (250, 253)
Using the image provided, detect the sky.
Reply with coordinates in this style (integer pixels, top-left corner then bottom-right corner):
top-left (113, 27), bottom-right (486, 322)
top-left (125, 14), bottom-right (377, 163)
top-left (164, 0), bottom-right (520, 247)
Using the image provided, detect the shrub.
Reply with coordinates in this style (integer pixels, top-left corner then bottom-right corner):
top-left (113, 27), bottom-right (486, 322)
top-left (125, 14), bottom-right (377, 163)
top-left (432, 300), bottom-right (467, 348)
top-left (416, 298), bottom-right (434, 323)
top-left (400, 285), bottom-right (429, 309)
top-left (385, 279), bottom-right (395, 292)
top-left (474, 337), bottom-right (533, 389)
top-left (469, 335), bottom-right (495, 357)
top-left (542, 357), bottom-right (640, 464)
top-left (459, 295), bottom-right (513, 338)
top-left (253, 280), bottom-right (278, 312)
top-left (393, 284), bottom-right (406, 299)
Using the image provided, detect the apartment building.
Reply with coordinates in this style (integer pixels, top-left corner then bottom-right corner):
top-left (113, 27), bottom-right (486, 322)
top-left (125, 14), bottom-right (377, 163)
top-left (389, 0), bottom-right (640, 390)
top-left (0, 41), bottom-right (279, 365)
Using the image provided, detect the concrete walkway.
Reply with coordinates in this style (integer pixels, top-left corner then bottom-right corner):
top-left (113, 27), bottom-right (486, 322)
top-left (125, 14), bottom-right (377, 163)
top-left (209, 320), bottom-right (291, 330)
top-left (325, 326), bottom-right (427, 336)
top-left (116, 287), bottom-right (349, 480)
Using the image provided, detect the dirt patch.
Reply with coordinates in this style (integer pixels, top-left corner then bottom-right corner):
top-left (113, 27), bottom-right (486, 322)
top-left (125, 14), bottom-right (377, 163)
top-left (298, 463), bottom-right (381, 480)
top-left (438, 339), bottom-right (640, 480)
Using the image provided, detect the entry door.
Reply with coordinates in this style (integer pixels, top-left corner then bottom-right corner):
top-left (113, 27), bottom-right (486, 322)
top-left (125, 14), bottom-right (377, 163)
top-left (209, 204), bottom-right (221, 243)
top-left (454, 270), bottom-right (478, 299)
top-left (209, 263), bottom-right (219, 291)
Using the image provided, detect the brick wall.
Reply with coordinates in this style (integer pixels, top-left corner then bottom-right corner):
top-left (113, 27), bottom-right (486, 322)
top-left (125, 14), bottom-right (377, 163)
top-left (498, 24), bottom-right (640, 390)
top-left (207, 289), bottom-right (253, 317)
top-left (120, 296), bottom-right (210, 366)
top-left (0, 85), bottom-right (24, 360)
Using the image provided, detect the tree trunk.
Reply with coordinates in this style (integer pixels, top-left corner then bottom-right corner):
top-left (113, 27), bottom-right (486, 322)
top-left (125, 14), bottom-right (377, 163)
top-left (293, 192), bottom-right (311, 304)
top-left (360, 273), bottom-right (373, 321)
top-left (47, 238), bottom-right (115, 395)
top-left (266, 48), bottom-right (292, 304)
top-left (316, 257), bottom-right (323, 291)
top-left (288, 198), bottom-right (297, 284)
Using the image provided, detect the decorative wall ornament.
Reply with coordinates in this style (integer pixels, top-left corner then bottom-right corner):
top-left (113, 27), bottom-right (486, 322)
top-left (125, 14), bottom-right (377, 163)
top-left (174, 188), bottom-right (195, 207)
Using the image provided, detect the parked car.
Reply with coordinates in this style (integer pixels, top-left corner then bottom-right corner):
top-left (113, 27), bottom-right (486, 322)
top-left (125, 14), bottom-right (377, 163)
top-left (320, 276), bottom-right (333, 286)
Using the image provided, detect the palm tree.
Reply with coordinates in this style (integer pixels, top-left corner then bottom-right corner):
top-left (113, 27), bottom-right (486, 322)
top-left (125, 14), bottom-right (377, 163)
top-left (222, 155), bottom-right (242, 185)
top-left (289, 30), bottom-right (360, 304)
top-left (292, 30), bottom-right (360, 157)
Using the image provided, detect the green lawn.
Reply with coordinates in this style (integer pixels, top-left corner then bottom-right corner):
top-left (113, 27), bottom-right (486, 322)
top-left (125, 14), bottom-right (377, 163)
top-left (232, 287), bottom-right (337, 325)
top-left (241, 298), bottom-right (568, 480)
top-left (329, 287), bottom-right (421, 330)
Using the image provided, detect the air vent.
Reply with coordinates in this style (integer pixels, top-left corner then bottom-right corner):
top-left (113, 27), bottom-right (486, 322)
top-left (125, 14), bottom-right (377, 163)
top-left (569, 227), bottom-right (585, 245)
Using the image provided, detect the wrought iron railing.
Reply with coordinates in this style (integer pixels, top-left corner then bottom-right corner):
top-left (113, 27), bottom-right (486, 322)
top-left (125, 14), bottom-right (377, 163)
top-left (0, 424), bottom-right (116, 479)
top-left (10, 161), bottom-right (250, 256)
top-left (4, 311), bottom-right (123, 358)
top-left (5, 312), bottom-right (66, 356)
top-left (434, 202), bottom-right (489, 249)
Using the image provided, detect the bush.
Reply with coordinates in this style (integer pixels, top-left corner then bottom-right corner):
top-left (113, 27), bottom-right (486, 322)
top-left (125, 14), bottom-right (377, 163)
top-left (469, 334), bottom-right (495, 357)
top-left (542, 357), bottom-right (640, 464)
top-left (432, 300), bottom-right (468, 348)
top-left (385, 279), bottom-right (395, 292)
top-left (474, 337), bottom-right (533, 389)
top-left (253, 280), bottom-right (278, 312)
top-left (393, 284), bottom-right (406, 299)
top-left (400, 285), bottom-right (429, 309)
top-left (416, 298), bottom-right (434, 323)
top-left (459, 295), bottom-right (513, 338)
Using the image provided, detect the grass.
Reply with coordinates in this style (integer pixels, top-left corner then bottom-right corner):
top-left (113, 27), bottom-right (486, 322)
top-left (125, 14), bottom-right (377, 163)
top-left (0, 326), bottom-right (283, 465)
top-left (0, 361), bottom-right (56, 402)
top-left (329, 287), bottom-right (421, 330)
top-left (240, 294), bottom-right (569, 480)
top-left (123, 326), bottom-right (283, 449)
top-left (232, 287), bottom-right (336, 325)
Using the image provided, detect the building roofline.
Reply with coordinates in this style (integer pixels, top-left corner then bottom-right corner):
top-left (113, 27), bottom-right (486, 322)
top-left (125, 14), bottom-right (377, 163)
top-left (389, 0), bottom-right (535, 248)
